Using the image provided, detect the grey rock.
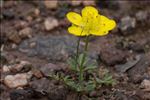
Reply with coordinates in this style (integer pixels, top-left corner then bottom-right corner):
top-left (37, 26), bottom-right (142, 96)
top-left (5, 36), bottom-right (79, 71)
top-left (118, 16), bottom-right (136, 35)
top-left (44, 17), bottom-right (59, 31)
top-left (40, 63), bottom-right (64, 77)
top-left (141, 79), bottom-right (150, 92)
top-left (4, 72), bottom-right (32, 88)
top-left (136, 11), bottom-right (148, 21)
top-left (19, 35), bottom-right (78, 61)
top-left (19, 35), bottom-right (98, 65)
top-left (128, 37), bottom-right (150, 53)
top-left (19, 27), bottom-right (32, 39)
top-left (114, 91), bottom-right (128, 100)
top-left (30, 78), bottom-right (68, 100)
top-left (2, 9), bottom-right (15, 20)
top-left (44, 1), bottom-right (58, 9)
top-left (115, 55), bottom-right (141, 73)
top-left (7, 30), bottom-right (21, 44)
top-left (100, 46), bottom-right (126, 65)
top-left (10, 88), bottom-right (46, 100)
top-left (127, 53), bottom-right (150, 83)
top-left (8, 60), bottom-right (32, 73)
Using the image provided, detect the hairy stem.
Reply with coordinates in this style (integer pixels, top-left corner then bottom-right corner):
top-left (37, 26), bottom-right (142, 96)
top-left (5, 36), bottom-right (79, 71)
top-left (75, 37), bottom-right (81, 67)
top-left (79, 35), bottom-right (89, 83)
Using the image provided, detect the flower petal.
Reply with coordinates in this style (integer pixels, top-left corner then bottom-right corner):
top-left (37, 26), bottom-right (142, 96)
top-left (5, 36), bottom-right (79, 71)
top-left (107, 20), bottom-right (116, 30)
top-left (99, 15), bottom-right (116, 30)
top-left (90, 15), bottom-right (116, 36)
top-left (82, 6), bottom-right (98, 17)
top-left (90, 28), bottom-right (109, 36)
top-left (66, 12), bottom-right (82, 25)
top-left (68, 25), bottom-right (87, 36)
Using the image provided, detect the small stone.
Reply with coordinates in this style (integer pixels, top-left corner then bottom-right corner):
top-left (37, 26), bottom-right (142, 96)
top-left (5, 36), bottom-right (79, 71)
top-left (30, 78), bottom-right (52, 93)
top-left (19, 27), bottom-right (32, 38)
top-left (127, 53), bottom-right (150, 83)
top-left (34, 8), bottom-right (40, 16)
top-left (44, 17), bottom-right (59, 31)
top-left (4, 73), bottom-right (30, 88)
top-left (32, 69), bottom-right (43, 78)
top-left (7, 31), bottom-right (21, 44)
top-left (71, 1), bottom-right (82, 6)
top-left (20, 21), bottom-right (28, 28)
top-left (29, 42), bottom-right (36, 48)
top-left (118, 16), bottom-right (136, 35)
top-left (40, 63), bottom-right (62, 77)
top-left (100, 46), bottom-right (126, 65)
top-left (136, 11), bottom-right (148, 21)
top-left (19, 35), bottom-right (78, 61)
top-left (115, 55), bottom-right (141, 73)
top-left (83, 0), bottom-right (95, 6)
top-left (11, 43), bottom-right (17, 49)
top-left (141, 79), bottom-right (150, 91)
top-left (2, 9), bottom-right (15, 20)
top-left (2, 65), bottom-right (10, 73)
top-left (26, 16), bottom-right (33, 22)
top-left (14, 21), bottom-right (28, 30)
top-left (44, 1), bottom-right (58, 9)
top-left (9, 61), bottom-right (31, 73)
top-left (128, 39), bottom-right (148, 53)
top-left (10, 89), bottom-right (32, 100)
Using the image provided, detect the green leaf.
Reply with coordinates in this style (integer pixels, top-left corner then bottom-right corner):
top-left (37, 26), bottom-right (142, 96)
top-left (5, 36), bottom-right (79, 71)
top-left (77, 53), bottom-right (88, 67)
top-left (84, 65), bottom-right (97, 71)
top-left (96, 73), bottom-right (115, 86)
top-left (84, 81), bottom-right (96, 92)
top-left (67, 58), bottom-right (79, 71)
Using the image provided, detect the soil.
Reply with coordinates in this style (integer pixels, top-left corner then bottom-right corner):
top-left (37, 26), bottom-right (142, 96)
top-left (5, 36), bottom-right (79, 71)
top-left (1, 1), bottom-right (150, 100)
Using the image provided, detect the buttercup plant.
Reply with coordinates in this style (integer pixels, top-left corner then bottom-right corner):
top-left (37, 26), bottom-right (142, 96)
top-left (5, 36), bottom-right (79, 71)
top-left (50, 6), bottom-right (116, 93)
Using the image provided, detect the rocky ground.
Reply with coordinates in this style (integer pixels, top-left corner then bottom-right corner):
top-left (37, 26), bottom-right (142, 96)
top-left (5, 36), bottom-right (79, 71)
top-left (1, 1), bottom-right (150, 100)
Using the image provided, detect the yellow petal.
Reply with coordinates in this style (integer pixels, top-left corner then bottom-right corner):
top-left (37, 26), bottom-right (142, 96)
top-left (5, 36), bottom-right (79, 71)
top-left (90, 28), bottom-right (109, 36)
top-left (82, 6), bottom-right (98, 17)
top-left (66, 12), bottom-right (82, 25)
top-left (107, 20), bottom-right (116, 30)
top-left (99, 15), bottom-right (116, 30)
top-left (68, 25), bottom-right (87, 36)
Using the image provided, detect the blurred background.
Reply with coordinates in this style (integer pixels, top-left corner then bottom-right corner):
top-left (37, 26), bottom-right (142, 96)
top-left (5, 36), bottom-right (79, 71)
top-left (1, 0), bottom-right (150, 100)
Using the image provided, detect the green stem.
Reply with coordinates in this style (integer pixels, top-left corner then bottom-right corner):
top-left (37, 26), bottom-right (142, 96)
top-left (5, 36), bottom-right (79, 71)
top-left (79, 35), bottom-right (89, 83)
top-left (75, 37), bottom-right (81, 67)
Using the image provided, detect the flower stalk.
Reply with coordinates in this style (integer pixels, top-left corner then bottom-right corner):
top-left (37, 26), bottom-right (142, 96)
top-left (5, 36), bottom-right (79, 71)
top-left (79, 35), bottom-right (89, 83)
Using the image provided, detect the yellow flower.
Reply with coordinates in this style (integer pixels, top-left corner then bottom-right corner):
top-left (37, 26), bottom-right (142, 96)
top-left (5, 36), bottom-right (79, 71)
top-left (66, 6), bottom-right (116, 36)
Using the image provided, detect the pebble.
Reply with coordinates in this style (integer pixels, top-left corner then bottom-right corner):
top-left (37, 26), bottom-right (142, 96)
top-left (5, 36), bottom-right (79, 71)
top-left (115, 55), bottom-right (141, 73)
top-left (32, 69), bottom-right (43, 79)
top-left (11, 43), bottom-right (17, 49)
top-left (44, 1), bottom-right (58, 9)
top-left (7, 31), bottom-right (21, 44)
top-left (71, 1), bottom-right (82, 6)
top-left (141, 79), bottom-right (150, 91)
top-left (70, 0), bottom-right (95, 6)
top-left (9, 61), bottom-right (31, 73)
top-left (118, 16), bottom-right (136, 35)
top-left (4, 73), bottom-right (31, 88)
top-left (83, 0), bottom-right (95, 6)
top-left (2, 65), bottom-right (10, 73)
top-left (2, 9), bottom-right (15, 20)
top-left (44, 17), bottom-right (59, 31)
top-left (19, 27), bottom-right (32, 38)
top-left (29, 42), bottom-right (36, 48)
top-left (100, 46), bottom-right (126, 65)
top-left (40, 63), bottom-right (62, 77)
top-left (127, 53), bottom-right (150, 83)
top-left (34, 8), bottom-right (40, 16)
top-left (136, 11), bottom-right (148, 21)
